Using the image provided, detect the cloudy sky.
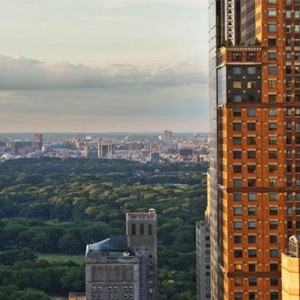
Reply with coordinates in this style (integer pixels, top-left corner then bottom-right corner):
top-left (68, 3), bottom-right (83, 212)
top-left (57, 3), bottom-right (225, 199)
top-left (0, 0), bottom-right (208, 132)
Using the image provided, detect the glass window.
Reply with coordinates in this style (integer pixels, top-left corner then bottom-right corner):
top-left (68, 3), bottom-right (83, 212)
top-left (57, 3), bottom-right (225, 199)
top-left (269, 178), bottom-right (278, 187)
top-left (269, 122), bottom-right (277, 130)
top-left (234, 235), bottom-right (242, 243)
top-left (268, 38), bottom-right (276, 46)
top-left (234, 221), bottom-right (242, 229)
top-left (269, 207), bottom-right (278, 215)
top-left (248, 221), bottom-right (257, 229)
top-left (269, 108), bottom-right (277, 116)
top-left (286, 10), bottom-right (291, 18)
top-left (269, 136), bottom-right (277, 144)
top-left (248, 235), bottom-right (256, 243)
top-left (269, 52), bottom-right (277, 60)
top-left (140, 223), bottom-right (144, 235)
top-left (268, 94), bottom-right (277, 102)
top-left (247, 137), bottom-right (256, 145)
top-left (234, 263), bottom-right (242, 271)
top-left (233, 67), bottom-right (242, 74)
top-left (247, 108), bottom-right (256, 116)
top-left (247, 81), bottom-right (256, 88)
top-left (233, 81), bottom-right (242, 88)
top-left (249, 264), bottom-right (256, 272)
top-left (233, 136), bottom-right (242, 145)
top-left (148, 224), bottom-right (152, 235)
top-left (270, 292), bottom-right (279, 300)
top-left (270, 263), bottom-right (278, 271)
top-left (269, 164), bottom-right (277, 173)
top-left (247, 123), bottom-right (256, 130)
top-left (249, 278), bottom-right (257, 286)
top-left (268, 9), bottom-right (277, 17)
top-left (268, 80), bottom-right (277, 88)
top-left (234, 292), bottom-right (243, 300)
top-left (268, 66), bottom-right (277, 74)
top-left (247, 67), bottom-right (256, 74)
top-left (234, 179), bottom-right (242, 187)
top-left (270, 193), bottom-right (278, 201)
top-left (233, 108), bottom-right (241, 116)
top-left (234, 193), bottom-right (242, 201)
top-left (234, 278), bottom-right (243, 286)
top-left (232, 52), bottom-right (242, 61)
top-left (233, 150), bottom-right (242, 159)
top-left (248, 179), bottom-right (256, 187)
top-left (269, 221), bottom-right (278, 229)
top-left (269, 150), bottom-right (278, 159)
top-left (270, 249), bottom-right (278, 257)
top-left (248, 151), bottom-right (256, 158)
top-left (233, 95), bottom-right (242, 103)
top-left (233, 164), bottom-right (242, 172)
top-left (268, 24), bottom-right (277, 32)
top-left (270, 235), bottom-right (278, 243)
top-left (248, 193), bottom-right (256, 201)
top-left (234, 249), bottom-right (243, 257)
top-left (130, 225), bottom-right (137, 238)
top-left (286, 51), bottom-right (291, 60)
top-left (248, 164), bottom-right (256, 173)
top-left (233, 123), bottom-right (242, 131)
top-left (234, 207), bottom-right (242, 215)
top-left (248, 207), bottom-right (256, 215)
top-left (247, 52), bottom-right (256, 61)
top-left (248, 249), bottom-right (257, 257)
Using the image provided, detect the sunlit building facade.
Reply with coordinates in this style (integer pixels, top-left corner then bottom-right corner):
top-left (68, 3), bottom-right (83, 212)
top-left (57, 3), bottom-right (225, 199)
top-left (209, 0), bottom-right (300, 299)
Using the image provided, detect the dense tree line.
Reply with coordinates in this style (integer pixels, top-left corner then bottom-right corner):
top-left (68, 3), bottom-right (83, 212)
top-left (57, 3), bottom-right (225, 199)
top-left (0, 158), bottom-right (208, 299)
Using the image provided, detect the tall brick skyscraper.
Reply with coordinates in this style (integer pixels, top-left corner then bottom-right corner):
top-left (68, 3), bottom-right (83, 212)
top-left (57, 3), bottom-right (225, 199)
top-left (209, 0), bottom-right (300, 299)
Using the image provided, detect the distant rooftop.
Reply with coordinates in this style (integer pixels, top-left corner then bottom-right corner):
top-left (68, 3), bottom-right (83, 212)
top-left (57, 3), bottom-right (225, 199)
top-left (86, 235), bottom-right (129, 254)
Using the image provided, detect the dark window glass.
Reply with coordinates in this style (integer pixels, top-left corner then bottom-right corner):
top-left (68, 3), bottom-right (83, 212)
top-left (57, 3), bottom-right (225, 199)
top-left (270, 263), bottom-right (278, 271)
top-left (233, 151), bottom-right (242, 159)
top-left (248, 235), bottom-right (256, 243)
top-left (247, 123), bottom-right (256, 130)
top-left (270, 235), bottom-right (278, 243)
top-left (248, 151), bottom-right (256, 159)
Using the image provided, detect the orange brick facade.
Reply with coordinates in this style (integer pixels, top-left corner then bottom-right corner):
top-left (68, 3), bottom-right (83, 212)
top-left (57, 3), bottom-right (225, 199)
top-left (209, 0), bottom-right (300, 299)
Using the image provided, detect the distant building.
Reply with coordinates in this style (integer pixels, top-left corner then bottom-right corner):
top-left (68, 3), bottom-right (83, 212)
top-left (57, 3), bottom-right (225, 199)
top-left (10, 141), bottom-right (33, 155)
top-left (196, 221), bottom-right (210, 300)
top-left (85, 209), bottom-right (157, 300)
top-left (179, 148), bottom-right (193, 157)
top-left (98, 142), bottom-right (112, 158)
top-left (33, 133), bottom-right (43, 151)
top-left (162, 130), bottom-right (172, 141)
top-left (150, 152), bottom-right (159, 164)
top-left (196, 173), bottom-right (210, 300)
top-left (282, 235), bottom-right (300, 299)
top-left (68, 293), bottom-right (86, 300)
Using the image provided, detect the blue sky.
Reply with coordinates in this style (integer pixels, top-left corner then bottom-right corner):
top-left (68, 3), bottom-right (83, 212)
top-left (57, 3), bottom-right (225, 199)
top-left (0, 0), bottom-right (208, 132)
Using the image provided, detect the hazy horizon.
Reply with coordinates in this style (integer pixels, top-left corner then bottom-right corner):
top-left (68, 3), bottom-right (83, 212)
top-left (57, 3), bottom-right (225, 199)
top-left (0, 0), bottom-right (209, 132)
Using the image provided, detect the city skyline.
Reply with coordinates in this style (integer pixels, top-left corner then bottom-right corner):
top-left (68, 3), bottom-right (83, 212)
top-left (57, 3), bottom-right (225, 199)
top-left (0, 0), bottom-right (209, 132)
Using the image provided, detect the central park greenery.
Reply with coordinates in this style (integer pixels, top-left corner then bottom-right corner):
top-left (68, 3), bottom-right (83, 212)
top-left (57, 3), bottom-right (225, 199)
top-left (0, 158), bottom-right (208, 300)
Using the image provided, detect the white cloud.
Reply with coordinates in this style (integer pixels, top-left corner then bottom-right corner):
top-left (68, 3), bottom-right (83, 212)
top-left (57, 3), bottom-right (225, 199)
top-left (0, 55), bottom-right (208, 90)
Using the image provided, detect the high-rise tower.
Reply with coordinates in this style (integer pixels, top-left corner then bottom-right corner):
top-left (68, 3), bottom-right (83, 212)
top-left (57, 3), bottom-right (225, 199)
top-left (209, 0), bottom-right (300, 299)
